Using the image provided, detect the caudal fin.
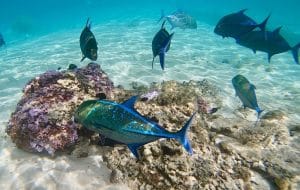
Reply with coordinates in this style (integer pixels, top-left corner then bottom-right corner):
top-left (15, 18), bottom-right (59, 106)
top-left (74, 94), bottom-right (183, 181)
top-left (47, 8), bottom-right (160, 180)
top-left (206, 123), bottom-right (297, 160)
top-left (159, 51), bottom-right (165, 70)
top-left (256, 108), bottom-right (264, 119)
top-left (292, 43), bottom-right (300, 64)
top-left (175, 112), bottom-right (196, 155)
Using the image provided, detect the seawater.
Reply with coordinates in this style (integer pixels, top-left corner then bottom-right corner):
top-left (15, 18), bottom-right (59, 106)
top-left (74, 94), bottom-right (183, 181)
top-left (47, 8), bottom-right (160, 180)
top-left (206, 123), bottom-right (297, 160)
top-left (0, 0), bottom-right (299, 189)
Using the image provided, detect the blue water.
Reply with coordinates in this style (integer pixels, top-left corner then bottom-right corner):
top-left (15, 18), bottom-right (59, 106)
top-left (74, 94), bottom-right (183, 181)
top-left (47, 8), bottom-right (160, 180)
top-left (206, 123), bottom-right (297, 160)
top-left (0, 0), bottom-right (300, 189)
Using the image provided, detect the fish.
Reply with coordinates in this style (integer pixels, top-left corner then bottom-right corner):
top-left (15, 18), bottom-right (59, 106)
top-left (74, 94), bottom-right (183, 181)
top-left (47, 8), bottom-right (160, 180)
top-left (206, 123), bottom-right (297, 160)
top-left (236, 26), bottom-right (300, 64)
top-left (74, 96), bottom-right (196, 159)
top-left (0, 33), bottom-right (5, 47)
top-left (152, 21), bottom-right (174, 70)
top-left (232, 75), bottom-right (263, 119)
top-left (214, 9), bottom-right (270, 39)
top-left (79, 18), bottom-right (98, 61)
top-left (159, 10), bottom-right (197, 30)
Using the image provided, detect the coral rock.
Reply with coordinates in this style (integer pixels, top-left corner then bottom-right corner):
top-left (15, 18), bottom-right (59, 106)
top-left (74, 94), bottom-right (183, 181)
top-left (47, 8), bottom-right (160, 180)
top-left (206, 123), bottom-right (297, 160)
top-left (6, 63), bottom-right (114, 155)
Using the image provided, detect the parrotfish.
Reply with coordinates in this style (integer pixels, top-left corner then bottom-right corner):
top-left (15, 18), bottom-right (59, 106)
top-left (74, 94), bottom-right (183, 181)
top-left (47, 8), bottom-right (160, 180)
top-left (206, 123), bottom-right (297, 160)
top-left (232, 75), bottom-right (263, 119)
top-left (79, 18), bottom-right (98, 61)
top-left (237, 27), bottom-right (300, 64)
top-left (214, 9), bottom-right (270, 39)
top-left (159, 10), bottom-right (197, 30)
top-left (0, 33), bottom-right (5, 47)
top-left (74, 96), bottom-right (195, 159)
top-left (152, 21), bottom-right (174, 70)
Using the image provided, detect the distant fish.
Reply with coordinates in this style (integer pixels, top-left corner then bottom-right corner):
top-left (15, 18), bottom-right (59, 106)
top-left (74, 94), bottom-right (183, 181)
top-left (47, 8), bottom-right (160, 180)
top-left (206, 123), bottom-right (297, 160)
top-left (0, 33), bottom-right (5, 47)
top-left (159, 10), bottom-right (197, 30)
top-left (74, 96), bottom-right (196, 159)
top-left (232, 75), bottom-right (263, 119)
top-left (214, 9), bottom-right (270, 39)
top-left (237, 26), bottom-right (300, 64)
top-left (152, 21), bottom-right (174, 70)
top-left (79, 18), bottom-right (98, 61)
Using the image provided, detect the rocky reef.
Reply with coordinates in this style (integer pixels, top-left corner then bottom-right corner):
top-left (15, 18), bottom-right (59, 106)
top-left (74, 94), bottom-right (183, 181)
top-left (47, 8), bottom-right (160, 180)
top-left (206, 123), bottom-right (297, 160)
top-left (6, 63), bottom-right (299, 189)
top-left (6, 63), bottom-right (113, 155)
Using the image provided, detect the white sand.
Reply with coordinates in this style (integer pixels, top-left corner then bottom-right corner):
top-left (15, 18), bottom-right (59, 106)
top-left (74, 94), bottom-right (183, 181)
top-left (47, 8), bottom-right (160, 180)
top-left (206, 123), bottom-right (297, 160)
top-left (0, 19), bottom-right (299, 189)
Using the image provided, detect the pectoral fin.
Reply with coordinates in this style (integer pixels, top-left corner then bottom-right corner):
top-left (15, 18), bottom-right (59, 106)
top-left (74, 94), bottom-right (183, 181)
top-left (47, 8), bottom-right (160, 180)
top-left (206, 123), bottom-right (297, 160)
top-left (128, 143), bottom-right (145, 159)
top-left (81, 56), bottom-right (86, 62)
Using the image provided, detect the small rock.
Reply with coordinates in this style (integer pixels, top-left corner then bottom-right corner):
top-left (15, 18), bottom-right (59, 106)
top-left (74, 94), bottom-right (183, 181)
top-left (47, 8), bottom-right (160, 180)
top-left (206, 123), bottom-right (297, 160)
top-left (274, 178), bottom-right (290, 190)
top-left (110, 169), bottom-right (123, 183)
top-left (160, 141), bottom-right (181, 156)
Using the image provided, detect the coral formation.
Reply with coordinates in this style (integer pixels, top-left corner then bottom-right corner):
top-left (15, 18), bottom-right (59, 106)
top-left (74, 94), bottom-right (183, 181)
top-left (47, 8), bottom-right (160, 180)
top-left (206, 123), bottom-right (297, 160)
top-left (6, 63), bottom-right (299, 189)
top-left (6, 63), bottom-right (113, 155)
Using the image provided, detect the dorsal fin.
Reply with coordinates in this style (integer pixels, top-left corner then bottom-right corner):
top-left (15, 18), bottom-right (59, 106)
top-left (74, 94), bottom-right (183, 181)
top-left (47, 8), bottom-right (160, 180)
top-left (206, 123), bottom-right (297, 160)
top-left (85, 18), bottom-right (91, 29)
top-left (237, 8), bottom-right (248, 14)
top-left (273, 26), bottom-right (282, 35)
top-left (161, 20), bottom-right (166, 29)
top-left (121, 96), bottom-right (138, 109)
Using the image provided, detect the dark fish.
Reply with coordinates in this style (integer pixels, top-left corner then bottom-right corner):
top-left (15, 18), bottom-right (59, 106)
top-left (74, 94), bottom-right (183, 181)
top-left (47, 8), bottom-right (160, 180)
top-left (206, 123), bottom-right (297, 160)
top-left (232, 75), bottom-right (263, 119)
top-left (152, 21), bottom-right (174, 70)
top-left (237, 27), bottom-right (300, 64)
top-left (214, 9), bottom-right (270, 39)
top-left (80, 18), bottom-right (98, 61)
top-left (74, 96), bottom-right (195, 159)
top-left (0, 33), bottom-right (5, 47)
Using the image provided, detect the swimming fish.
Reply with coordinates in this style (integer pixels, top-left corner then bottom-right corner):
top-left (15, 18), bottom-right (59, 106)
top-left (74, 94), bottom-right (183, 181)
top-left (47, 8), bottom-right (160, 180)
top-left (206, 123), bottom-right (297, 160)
top-left (74, 96), bottom-right (195, 159)
top-left (159, 10), bottom-right (197, 30)
top-left (0, 33), bottom-right (5, 47)
top-left (232, 75), bottom-right (263, 119)
top-left (152, 21), bottom-right (174, 70)
top-left (237, 27), bottom-right (300, 64)
top-left (79, 18), bottom-right (98, 61)
top-left (214, 9), bottom-right (270, 39)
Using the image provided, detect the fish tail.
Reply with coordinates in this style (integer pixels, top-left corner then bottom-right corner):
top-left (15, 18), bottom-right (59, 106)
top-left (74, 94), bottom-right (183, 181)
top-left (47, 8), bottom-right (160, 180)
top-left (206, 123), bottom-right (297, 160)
top-left (256, 108), bottom-right (264, 119)
top-left (158, 10), bottom-right (165, 23)
top-left (175, 112), bottom-right (196, 155)
top-left (159, 50), bottom-right (165, 70)
top-left (292, 42), bottom-right (300, 64)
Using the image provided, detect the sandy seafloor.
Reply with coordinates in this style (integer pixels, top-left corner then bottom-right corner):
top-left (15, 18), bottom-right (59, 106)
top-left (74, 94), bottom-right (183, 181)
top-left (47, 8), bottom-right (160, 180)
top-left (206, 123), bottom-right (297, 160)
top-left (0, 18), bottom-right (299, 189)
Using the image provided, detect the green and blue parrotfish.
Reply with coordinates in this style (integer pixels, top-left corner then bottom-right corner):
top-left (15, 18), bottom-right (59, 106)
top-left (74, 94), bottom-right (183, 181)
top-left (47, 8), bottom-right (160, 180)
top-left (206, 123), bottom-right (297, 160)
top-left (232, 75), bottom-right (263, 118)
top-left (74, 96), bottom-right (195, 159)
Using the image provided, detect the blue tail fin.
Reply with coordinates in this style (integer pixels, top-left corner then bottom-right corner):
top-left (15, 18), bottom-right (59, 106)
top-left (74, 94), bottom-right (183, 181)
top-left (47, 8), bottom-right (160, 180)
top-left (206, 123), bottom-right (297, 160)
top-left (159, 51), bottom-right (165, 70)
top-left (292, 43), bottom-right (300, 64)
top-left (256, 108), bottom-right (264, 119)
top-left (175, 112), bottom-right (196, 155)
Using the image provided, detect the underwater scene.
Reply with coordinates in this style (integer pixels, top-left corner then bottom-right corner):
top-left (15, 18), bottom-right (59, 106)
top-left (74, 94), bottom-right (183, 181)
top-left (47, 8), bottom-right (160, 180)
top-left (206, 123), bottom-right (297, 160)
top-left (0, 0), bottom-right (300, 189)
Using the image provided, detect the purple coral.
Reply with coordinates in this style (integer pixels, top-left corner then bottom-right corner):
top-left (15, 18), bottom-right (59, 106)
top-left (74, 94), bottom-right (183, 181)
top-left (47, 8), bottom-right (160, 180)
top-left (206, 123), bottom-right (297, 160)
top-left (6, 62), bottom-right (114, 156)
